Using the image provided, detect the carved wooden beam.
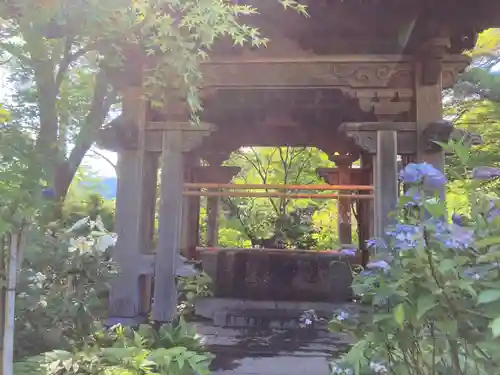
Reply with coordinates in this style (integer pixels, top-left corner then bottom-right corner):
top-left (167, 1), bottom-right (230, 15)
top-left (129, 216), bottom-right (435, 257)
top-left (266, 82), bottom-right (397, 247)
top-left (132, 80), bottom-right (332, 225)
top-left (340, 122), bottom-right (417, 154)
top-left (197, 55), bottom-right (469, 90)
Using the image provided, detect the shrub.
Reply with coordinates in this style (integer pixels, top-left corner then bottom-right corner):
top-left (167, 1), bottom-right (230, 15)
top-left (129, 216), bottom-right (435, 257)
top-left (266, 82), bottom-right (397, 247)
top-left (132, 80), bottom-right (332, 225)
top-left (329, 154), bottom-right (500, 374)
top-left (14, 318), bottom-right (213, 375)
top-left (15, 216), bottom-right (117, 358)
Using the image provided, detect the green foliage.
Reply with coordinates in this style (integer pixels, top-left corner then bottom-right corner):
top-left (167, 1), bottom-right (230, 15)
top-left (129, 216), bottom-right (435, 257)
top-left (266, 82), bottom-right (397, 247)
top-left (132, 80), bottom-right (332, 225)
top-left (445, 28), bottom-right (500, 179)
top-left (0, 0), bottom-right (307, 201)
top-left (0, 110), bottom-right (44, 234)
top-left (217, 146), bottom-right (343, 248)
top-left (0, 103), bottom-right (10, 123)
top-left (177, 271), bottom-right (212, 316)
top-left (61, 168), bottom-right (116, 230)
top-left (14, 318), bottom-right (213, 375)
top-left (15, 216), bottom-right (117, 358)
top-left (329, 145), bottom-right (500, 375)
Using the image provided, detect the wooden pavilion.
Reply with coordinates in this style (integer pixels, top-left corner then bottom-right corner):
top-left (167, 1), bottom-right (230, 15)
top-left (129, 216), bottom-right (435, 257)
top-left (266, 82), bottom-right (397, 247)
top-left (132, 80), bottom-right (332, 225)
top-left (98, 0), bottom-right (500, 324)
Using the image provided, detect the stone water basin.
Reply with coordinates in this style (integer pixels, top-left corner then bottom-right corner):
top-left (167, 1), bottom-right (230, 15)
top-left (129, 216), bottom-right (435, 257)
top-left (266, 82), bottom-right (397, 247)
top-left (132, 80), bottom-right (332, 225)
top-left (197, 248), bottom-right (360, 303)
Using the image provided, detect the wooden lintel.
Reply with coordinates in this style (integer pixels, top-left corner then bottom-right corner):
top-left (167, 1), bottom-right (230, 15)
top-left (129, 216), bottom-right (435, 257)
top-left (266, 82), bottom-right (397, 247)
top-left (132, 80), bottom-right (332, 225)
top-left (341, 122), bottom-right (416, 132)
top-left (192, 166), bottom-right (241, 183)
top-left (147, 121), bottom-right (215, 131)
top-left (184, 183), bottom-right (372, 191)
top-left (196, 55), bottom-right (469, 89)
top-left (183, 191), bottom-right (374, 199)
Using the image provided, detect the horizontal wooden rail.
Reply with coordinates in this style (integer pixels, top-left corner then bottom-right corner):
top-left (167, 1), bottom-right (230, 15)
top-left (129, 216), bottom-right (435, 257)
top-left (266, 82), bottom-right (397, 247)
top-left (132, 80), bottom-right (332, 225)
top-left (184, 183), bottom-right (373, 191)
top-left (183, 191), bottom-right (374, 199)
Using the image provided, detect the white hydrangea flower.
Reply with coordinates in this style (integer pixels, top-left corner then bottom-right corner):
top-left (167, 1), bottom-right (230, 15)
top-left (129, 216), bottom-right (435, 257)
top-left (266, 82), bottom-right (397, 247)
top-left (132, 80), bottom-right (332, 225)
top-left (96, 234), bottom-right (117, 252)
top-left (330, 362), bottom-right (354, 375)
top-left (94, 215), bottom-right (106, 232)
top-left (370, 361), bottom-right (388, 374)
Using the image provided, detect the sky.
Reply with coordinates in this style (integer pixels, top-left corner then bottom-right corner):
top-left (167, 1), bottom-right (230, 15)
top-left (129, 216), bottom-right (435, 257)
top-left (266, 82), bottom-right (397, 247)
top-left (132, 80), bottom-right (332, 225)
top-left (83, 149), bottom-right (117, 177)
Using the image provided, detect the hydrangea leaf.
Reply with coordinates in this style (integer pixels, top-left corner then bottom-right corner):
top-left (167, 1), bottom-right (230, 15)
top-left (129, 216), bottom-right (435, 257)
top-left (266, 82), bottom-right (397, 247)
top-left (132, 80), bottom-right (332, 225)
top-left (489, 316), bottom-right (500, 338)
top-left (416, 295), bottom-right (437, 320)
top-left (394, 304), bottom-right (405, 328)
top-left (478, 290), bottom-right (500, 304)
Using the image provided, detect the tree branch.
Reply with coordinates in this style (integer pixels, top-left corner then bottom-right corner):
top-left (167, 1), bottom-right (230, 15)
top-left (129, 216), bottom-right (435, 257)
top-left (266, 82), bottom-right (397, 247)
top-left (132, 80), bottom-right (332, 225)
top-left (54, 40), bottom-right (95, 91)
top-left (54, 36), bottom-right (75, 91)
top-left (221, 197), bottom-right (256, 241)
top-left (0, 41), bottom-right (30, 64)
top-left (90, 149), bottom-right (117, 172)
top-left (54, 69), bottom-right (116, 199)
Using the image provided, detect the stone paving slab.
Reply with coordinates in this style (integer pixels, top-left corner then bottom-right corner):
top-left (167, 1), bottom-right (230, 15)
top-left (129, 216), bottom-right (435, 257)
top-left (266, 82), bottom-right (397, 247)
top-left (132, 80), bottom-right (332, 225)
top-left (192, 300), bottom-right (356, 375)
top-left (210, 355), bottom-right (330, 375)
top-left (193, 321), bottom-right (349, 375)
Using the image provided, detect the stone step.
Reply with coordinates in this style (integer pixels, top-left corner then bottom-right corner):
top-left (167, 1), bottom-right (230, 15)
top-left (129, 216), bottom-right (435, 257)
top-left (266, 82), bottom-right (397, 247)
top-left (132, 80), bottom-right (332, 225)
top-left (194, 322), bottom-right (351, 357)
top-left (195, 297), bottom-right (359, 330)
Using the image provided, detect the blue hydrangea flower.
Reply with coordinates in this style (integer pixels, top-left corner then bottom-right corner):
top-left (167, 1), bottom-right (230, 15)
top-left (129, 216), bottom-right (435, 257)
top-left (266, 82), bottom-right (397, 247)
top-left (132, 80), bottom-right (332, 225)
top-left (399, 163), bottom-right (446, 189)
top-left (403, 189), bottom-right (422, 208)
top-left (462, 265), bottom-right (492, 280)
top-left (471, 167), bottom-right (500, 181)
top-left (340, 248), bottom-right (357, 257)
top-left (463, 268), bottom-right (481, 280)
top-left (448, 224), bottom-right (474, 249)
top-left (366, 260), bottom-right (391, 272)
top-left (359, 269), bottom-right (377, 277)
top-left (299, 309), bottom-right (317, 328)
top-left (366, 238), bottom-right (387, 251)
top-left (422, 218), bottom-right (474, 250)
top-left (452, 213), bottom-right (467, 226)
top-left (386, 224), bottom-right (421, 250)
top-left (434, 229), bottom-right (473, 250)
top-left (487, 200), bottom-right (500, 222)
top-left (41, 188), bottom-right (55, 199)
top-left (335, 311), bottom-right (350, 321)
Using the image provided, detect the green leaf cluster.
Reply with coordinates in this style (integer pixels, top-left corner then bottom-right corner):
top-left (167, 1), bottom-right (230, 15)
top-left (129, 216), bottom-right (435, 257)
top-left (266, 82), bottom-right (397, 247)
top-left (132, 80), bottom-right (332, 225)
top-left (15, 216), bottom-right (118, 358)
top-left (330, 142), bottom-right (500, 375)
top-left (214, 146), bottom-right (349, 249)
top-left (14, 318), bottom-right (213, 375)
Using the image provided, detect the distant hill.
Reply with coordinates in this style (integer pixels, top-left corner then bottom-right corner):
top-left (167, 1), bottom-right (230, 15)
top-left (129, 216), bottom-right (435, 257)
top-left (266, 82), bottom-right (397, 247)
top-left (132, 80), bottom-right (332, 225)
top-left (80, 177), bottom-right (117, 199)
top-left (100, 177), bottom-right (117, 199)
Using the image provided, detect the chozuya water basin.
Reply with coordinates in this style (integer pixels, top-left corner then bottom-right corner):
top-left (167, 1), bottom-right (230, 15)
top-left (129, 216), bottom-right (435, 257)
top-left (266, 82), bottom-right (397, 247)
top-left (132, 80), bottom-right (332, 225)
top-left (197, 247), bottom-right (359, 302)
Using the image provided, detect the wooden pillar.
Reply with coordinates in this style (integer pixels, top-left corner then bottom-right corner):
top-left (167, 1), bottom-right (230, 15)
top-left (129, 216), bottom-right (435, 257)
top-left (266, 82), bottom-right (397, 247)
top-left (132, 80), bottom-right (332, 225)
top-left (152, 123), bottom-right (213, 322)
top-left (358, 154), bottom-right (373, 265)
top-left (206, 196), bottom-right (220, 247)
top-left (329, 156), bottom-right (356, 246)
top-left (374, 131), bottom-right (398, 239)
top-left (341, 122), bottom-right (402, 253)
top-left (415, 39), bottom-right (449, 199)
top-left (191, 165), bottom-right (241, 248)
top-left (153, 130), bottom-right (184, 322)
top-left (180, 154), bottom-right (201, 260)
top-left (185, 191), bottom-right (201, 259)
top-left (108, 87), bottom-right (158, 325)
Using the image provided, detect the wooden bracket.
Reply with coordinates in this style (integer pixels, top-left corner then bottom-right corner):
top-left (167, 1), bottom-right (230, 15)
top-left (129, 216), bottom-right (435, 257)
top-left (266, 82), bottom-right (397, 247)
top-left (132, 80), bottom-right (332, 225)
top-left (419, 37), bottom-right (450, 86)
top-left (422, 120), bottom-right (455, 151)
